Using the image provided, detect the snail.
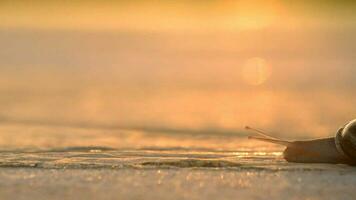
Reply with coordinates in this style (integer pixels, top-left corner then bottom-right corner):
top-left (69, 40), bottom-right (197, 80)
top-left (245, 119), bottom-right (356, 165)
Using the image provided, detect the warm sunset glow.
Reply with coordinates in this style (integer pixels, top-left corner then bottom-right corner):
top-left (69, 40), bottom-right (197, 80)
top-left (2, 2), bottom-right (356, 199)
top-left (241, 58), bottom-right (271, 85)
top-left (1, 1), bottom-right (356, 138)
top-left (219, 1), bottom-right (282, 30)
top-left (0, 1), bottom-right (293, 32)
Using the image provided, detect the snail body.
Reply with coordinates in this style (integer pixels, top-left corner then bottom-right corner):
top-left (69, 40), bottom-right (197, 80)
top-left (246, 120), bottom-right (356, 165)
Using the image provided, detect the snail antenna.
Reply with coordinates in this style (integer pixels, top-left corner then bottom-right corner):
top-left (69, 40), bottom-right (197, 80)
top-left (245, 126), bottom-right (280, 140)
top-left (245, 126), bottom-right (293, 147)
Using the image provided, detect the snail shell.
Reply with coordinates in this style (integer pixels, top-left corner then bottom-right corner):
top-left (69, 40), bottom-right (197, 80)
top-left (335, 119), bottom-right (356, 160)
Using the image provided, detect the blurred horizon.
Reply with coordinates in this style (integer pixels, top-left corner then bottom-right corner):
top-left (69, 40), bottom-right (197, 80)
top-left (1, 0), bottom-right (356, 138)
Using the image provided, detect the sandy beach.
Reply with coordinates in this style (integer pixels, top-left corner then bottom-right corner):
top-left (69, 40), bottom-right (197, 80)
top-left (0, 126), bottom-right (355, 200)
top-left (1, 164), bottom-right (355, 200)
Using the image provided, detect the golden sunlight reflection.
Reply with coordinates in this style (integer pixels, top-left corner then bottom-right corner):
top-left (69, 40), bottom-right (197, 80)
top-left (0, 0), bottom-right (284, 32)
top-left (220, 1), bottom-right (281, 30)
top-left (241, 58), bottom-right (271, 85)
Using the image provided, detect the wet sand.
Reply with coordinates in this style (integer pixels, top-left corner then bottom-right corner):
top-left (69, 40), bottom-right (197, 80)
top-left (1, 167), bottom-right (355, 200)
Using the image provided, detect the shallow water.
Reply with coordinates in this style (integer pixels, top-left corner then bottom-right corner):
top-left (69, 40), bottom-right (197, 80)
top-left (1, 147), bottom-right (353, 172)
